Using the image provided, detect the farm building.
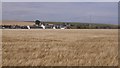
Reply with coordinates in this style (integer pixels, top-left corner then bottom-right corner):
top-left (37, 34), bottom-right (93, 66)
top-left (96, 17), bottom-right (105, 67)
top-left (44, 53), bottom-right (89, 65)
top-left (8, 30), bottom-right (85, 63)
top-left (1, 20), bottom-right (70, 29)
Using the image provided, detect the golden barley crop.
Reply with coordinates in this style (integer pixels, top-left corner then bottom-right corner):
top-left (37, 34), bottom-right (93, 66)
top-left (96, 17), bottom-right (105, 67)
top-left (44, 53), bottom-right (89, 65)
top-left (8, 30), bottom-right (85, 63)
top-left (2, 29), bottom-right (118, 66)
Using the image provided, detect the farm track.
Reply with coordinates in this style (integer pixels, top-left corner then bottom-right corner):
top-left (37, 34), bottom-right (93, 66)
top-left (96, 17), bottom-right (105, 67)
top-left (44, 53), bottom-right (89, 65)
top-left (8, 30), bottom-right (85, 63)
top-left (2, 29), bottom-right (118, 66)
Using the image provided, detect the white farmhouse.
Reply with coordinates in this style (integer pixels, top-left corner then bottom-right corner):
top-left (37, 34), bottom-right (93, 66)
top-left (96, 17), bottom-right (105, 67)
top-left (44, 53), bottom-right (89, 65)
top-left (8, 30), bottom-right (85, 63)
top-left (41, 24), bottom-right (45, 29)
top-left (53, 26), bottom-right (56, 29)
top-left (60, 26), bottom-right (66, 29)
top-left (60, 27), bottom-right (65, 29)
top-left (27, 26), bottom-right (30, 29)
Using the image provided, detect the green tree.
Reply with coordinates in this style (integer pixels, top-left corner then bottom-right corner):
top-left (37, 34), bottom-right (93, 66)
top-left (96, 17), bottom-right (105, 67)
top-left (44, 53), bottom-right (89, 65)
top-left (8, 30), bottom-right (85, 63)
top-left (35, 20), bottom-right (40, 26)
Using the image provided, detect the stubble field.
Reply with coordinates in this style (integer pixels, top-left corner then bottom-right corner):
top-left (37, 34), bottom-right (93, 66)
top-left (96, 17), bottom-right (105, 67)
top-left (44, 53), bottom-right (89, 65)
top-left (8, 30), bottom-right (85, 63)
top-left (2, 29), bottom-right (118, 66)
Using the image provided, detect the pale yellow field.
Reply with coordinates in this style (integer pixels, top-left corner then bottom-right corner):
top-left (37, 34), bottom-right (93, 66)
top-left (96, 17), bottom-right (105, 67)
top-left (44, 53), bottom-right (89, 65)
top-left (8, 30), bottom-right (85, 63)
top-left (2, 29), bottom-right (118, 66)
top-left (1, 21), bottom-right (34, 26)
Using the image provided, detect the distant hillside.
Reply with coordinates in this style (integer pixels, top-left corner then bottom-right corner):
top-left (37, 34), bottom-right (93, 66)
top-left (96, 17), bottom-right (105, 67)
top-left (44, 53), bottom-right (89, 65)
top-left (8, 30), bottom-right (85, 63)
top-left (42, 21), bottom-right (118, 29)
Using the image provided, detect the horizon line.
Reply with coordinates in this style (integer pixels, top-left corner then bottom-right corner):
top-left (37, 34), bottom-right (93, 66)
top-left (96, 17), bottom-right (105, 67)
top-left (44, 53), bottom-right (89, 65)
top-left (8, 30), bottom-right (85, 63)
top-left (1, 20), bottom-right (118, 25)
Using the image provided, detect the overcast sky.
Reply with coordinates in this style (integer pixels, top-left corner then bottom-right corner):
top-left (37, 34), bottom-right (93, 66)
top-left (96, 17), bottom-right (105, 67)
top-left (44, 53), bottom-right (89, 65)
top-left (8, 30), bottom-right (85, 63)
top-left (2, 2), bottom-right (118, 24)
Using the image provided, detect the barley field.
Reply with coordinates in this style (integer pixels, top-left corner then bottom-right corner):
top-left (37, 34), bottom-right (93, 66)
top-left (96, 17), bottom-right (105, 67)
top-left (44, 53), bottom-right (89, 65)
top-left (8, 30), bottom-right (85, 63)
top-left (2, 29), bottom-right (118, 66)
